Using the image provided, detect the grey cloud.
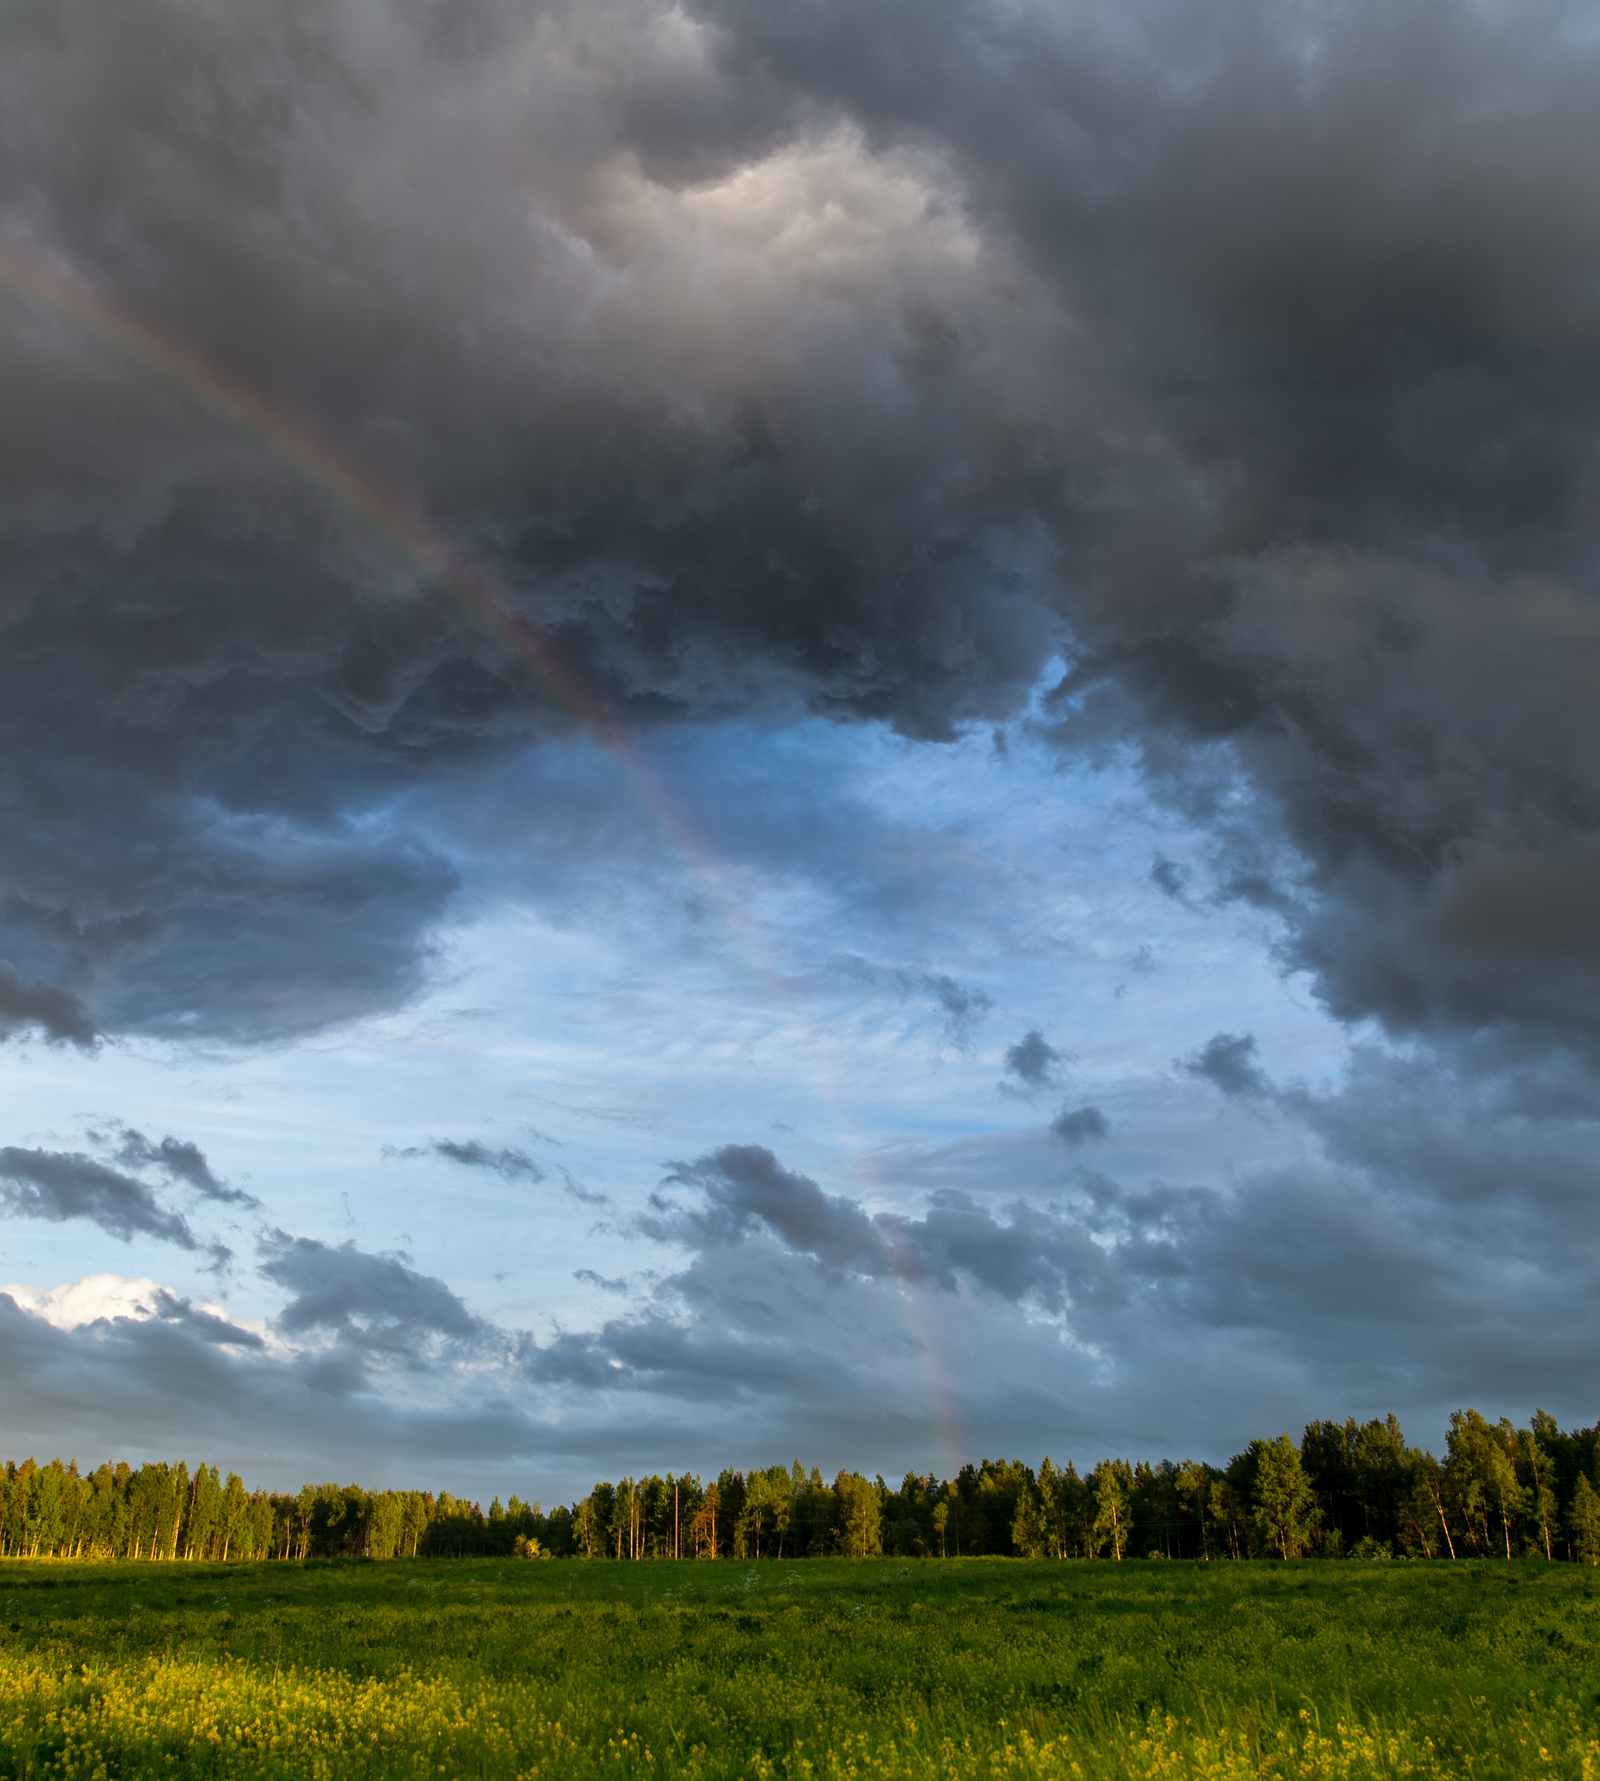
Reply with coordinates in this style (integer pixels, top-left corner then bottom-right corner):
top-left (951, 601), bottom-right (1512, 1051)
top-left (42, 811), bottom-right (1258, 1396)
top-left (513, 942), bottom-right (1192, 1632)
top-left (9, 0), bottom-right (1600, 1494)
top-left (522, 1294), bottom-right (886, 1405)
top-left (110, 1128), bottom-right (257, 1206)
top-left (615, 1107), bottom-right (1600, 1449)
top-left (257, 1231), bottom-right (488, 1353)
top-left (0, 962), bottom-right (97, 1049)
top-left (1004, 1029), bottom-right (1061, 1087)
top-left (644, 1145), bottom-right (885, 1271)
top-left (1050, 1104), bottom-right (1109, 1145)
top-left (0, 0), bottom-right (1056, 1043)
top-left (1150, 858), bottom-right (1192, 902)
top-left (8, 1082), bottom-right (1600, 1497)
top-left (0, 1253), bottom-right (1072, 1498)
top-left (1289, 1039), bottom-right (1600, 1231)
top-left (697, 0), bottom-right (1600, 1054)
top-left (0, 791), bottom-right (459, 1042)
top-left (1185, 1033), bottom-right (1269, 1100)
top-left (878, 1190), bottom-right (1113, 1312)
top-left (412, 1140), bottom-right (544, 1183)
top-left (5, 0), bottom-right (1600, 1063)
top-left (560, 1170), bottom-right (613, 1209)
top-left (0, 1145), bottom-right (204, 1251)
top-left (0, 1287), bottom-right (563, 1494)
top-left (642, 1143), bottom-right (1109, 1313)
top-left (898, 971), bottom-right (993, 1051)
top-left (135, 1289), bottom-right (265, 1351)
top-left (573, 1268), bottom-right (631, 1294)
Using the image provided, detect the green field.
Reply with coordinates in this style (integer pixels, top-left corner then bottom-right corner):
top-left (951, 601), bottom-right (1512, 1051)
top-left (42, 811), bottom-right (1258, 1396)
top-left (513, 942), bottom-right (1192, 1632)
top-left (1, 1558), bottom-right (1598, 1781)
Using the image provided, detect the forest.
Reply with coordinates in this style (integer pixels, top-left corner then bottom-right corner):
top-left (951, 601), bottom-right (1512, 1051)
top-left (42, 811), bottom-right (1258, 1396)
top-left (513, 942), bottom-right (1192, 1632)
top-left (3, 1406), bottom-right (1596, 1565)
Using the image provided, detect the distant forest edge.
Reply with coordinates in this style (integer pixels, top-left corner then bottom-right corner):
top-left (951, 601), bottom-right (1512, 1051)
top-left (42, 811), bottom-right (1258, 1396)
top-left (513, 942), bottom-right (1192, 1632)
top-left (4, 1409), bottom-right (1599, 1564)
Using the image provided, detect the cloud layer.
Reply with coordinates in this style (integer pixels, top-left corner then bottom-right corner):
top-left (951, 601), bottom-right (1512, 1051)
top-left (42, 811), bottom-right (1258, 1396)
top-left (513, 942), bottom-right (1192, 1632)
top-left (8, 1078), bottom-right (1597, 1499)
top-left (4, 0), bottom-right (1598, 1057)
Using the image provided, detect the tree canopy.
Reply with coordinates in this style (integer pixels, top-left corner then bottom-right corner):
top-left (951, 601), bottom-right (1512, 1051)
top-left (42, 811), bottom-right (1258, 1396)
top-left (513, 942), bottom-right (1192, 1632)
top-left (4, 1407), bottom-right (1597, 1563)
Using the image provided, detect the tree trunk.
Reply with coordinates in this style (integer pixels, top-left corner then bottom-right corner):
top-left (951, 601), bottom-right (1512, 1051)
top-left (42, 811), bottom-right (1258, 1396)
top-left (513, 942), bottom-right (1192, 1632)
top-left (1431, 1488), bottom-right (1457, 1560)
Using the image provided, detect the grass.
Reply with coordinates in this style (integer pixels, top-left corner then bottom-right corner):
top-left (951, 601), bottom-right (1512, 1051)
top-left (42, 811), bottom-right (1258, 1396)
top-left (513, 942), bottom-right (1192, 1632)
top-left (0, 1557), bottom-right (1598, 1779)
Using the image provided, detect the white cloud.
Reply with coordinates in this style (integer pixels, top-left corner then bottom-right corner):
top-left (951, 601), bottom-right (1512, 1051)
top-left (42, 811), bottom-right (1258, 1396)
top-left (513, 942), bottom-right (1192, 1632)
top-left (2, 1272), bottom-right (167, 1330)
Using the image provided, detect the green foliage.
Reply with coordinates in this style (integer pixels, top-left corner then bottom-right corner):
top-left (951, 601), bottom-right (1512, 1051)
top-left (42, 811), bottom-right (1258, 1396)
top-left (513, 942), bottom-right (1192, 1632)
top-left (835, 1471), bottom-right (883, 1558)
top-left (7, 1403), bottom-right (1600, 1572)
top-left (1568, 1475), bottom-right (1600, 1566)
top-left (0, 1556), bottom-right (1599, 1779)
top-left (1091, 1459), bottom-right (1133, 1559)
top-left (1250, 1434), bottom-right (1320, 1559)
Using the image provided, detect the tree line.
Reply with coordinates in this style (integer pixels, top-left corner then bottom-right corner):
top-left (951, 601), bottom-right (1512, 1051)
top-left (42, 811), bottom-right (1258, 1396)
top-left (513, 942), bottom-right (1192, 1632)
top-left (3, 1407), bottom-right (1599, 1563)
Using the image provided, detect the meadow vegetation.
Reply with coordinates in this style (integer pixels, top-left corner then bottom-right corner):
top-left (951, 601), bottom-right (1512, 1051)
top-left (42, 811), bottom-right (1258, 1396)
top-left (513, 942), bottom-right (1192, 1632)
top-left (0, 1556), bottom-right (1598, 1781)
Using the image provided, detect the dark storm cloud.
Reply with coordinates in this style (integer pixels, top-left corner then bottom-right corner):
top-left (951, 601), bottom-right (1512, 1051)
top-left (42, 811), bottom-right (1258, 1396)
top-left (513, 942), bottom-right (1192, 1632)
top-left (0, 0), bottom-right (1055, 1041)
top-left (7, 0), bottom-right (1600, 1057)
top-left (0, 1145), bottom-right (206, 1251)
top-left (0, 962), bottom-right (97, 1049)
top-left (1003, 1029), bottom-right (1061, 1088)
top-left (1185, 1033), bottom-right (1269, 1100)
top-left (685, 0), bottom-right (1600, 1053)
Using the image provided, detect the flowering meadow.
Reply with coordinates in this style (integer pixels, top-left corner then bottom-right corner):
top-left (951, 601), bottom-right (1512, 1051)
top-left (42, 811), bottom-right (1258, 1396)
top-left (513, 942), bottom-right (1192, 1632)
top-left (0, 1557), bottom-right (1595, 1780)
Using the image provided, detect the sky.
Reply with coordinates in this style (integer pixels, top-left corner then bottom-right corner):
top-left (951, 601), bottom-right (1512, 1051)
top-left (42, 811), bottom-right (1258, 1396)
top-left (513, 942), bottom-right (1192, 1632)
top-left (1, 0), bottom-right (1599, 1504)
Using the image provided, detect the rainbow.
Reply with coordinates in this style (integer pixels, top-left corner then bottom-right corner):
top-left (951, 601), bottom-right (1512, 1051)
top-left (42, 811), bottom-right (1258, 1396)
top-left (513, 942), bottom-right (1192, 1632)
top-left (0, 233), bottom-right (971, 1475)
top-left (0, 237), bottom-right (609, 739)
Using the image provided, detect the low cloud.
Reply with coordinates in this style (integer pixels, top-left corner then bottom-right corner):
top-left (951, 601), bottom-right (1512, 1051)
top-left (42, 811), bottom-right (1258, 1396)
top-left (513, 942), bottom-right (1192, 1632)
top-left (1150, 858), bottom-right (1193, 902)
top-left (256, 1231), bottom-right (488, 1356)
top-left (1185, 1033), bottom-right (1270, 1100)
top-left (1004, 1030), bottom-right (1062, 1088)
top-left (1051, 1105), bottom-right (1110, 1145)
top-left (643, 1146), bottom-right (884, 1272)
top-left (641, 1143), bottom-right (1107, 1313)
top-left (903, 972), bottom-right (994, 1052)
top-left (9, 1067), bottom-right (1600, 1500)
top-left (0, 1146), bottom-right (212, 1254)
top-left (560, 1170), bottom-right (612, 1209)
top-left (109, 1128), bottom-right (257, 1206)
top-left (573, 1268), bottom-right (631, 1294)
top-left (429, 1140), bottom-right (544, 1184)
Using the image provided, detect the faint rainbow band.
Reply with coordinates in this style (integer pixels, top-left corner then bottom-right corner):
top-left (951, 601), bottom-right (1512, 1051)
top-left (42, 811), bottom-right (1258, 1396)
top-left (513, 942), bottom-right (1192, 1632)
top-left (0, 232), bottom-right (971, 1478)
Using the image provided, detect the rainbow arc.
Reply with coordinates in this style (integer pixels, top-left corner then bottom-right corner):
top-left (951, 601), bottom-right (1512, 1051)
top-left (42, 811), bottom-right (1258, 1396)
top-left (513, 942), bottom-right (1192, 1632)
top-left (0, 234), bottom-right (969, 1475)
